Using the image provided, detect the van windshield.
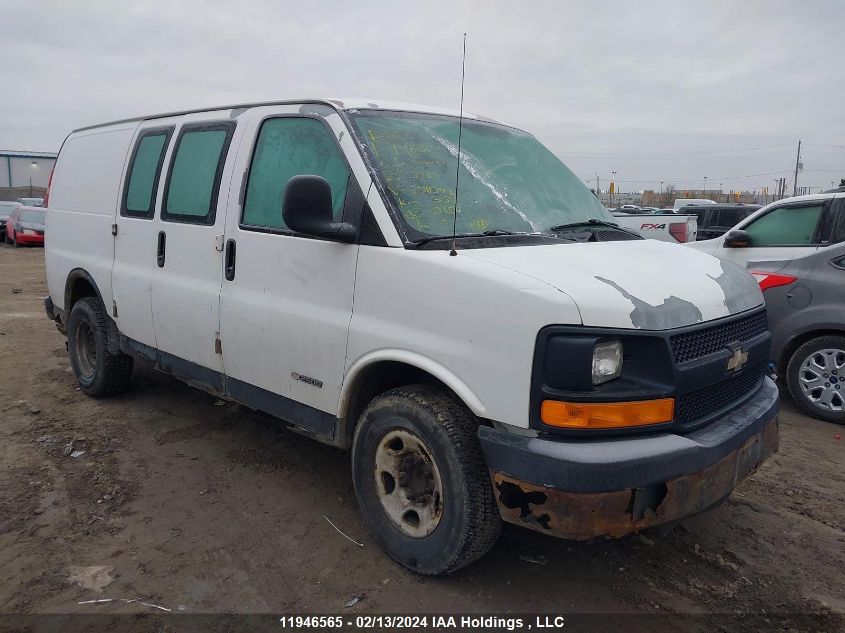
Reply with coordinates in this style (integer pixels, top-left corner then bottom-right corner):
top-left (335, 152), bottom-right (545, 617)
top-left (348, 110), bottom-right (612, 240)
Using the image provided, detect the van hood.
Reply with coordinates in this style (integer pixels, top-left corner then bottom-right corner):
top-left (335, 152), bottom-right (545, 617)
top-left (463, 240), bottom-right (763, 329)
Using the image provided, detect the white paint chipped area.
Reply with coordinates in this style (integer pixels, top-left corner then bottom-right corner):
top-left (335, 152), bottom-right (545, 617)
top-left (465, 239), bottom-right (763, 329)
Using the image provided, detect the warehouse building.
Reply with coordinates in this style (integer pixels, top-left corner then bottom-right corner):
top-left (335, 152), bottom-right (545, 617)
top-left (1, 150), bottom-right (57, 201)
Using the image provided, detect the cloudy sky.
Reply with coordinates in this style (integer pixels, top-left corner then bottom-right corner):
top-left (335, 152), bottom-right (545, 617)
top-left (2, 0), bottom-right (843, 194)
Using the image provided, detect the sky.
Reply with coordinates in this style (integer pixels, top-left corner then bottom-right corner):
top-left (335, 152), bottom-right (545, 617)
top-left (1, 0), bottom-right (843, 194)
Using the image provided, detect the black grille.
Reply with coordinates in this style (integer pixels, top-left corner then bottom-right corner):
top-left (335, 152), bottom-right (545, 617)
top-left (670, 310), bottom-right (768, 364)
top-left (676, 364), bottom-right (765, 426)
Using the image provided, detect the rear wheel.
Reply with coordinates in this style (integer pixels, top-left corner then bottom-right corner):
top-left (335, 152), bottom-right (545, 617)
top-left (352, 384), bottom-right (501, 575)
top-left (786, 335), bottom-right (845, 424)
top-left (66, 297), bottom-right (134, 397)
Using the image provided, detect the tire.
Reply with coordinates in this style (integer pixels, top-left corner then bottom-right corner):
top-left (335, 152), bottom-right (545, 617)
top-left (66, 297), bottom-right (134, 397)
top-left (351, 384), bottom-right (501, 575)
top-left (786, 335), bottom-right (845, 424)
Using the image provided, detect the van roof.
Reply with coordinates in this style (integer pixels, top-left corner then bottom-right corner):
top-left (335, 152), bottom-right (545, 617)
top-left (72, 98), bottom-right (500, 133)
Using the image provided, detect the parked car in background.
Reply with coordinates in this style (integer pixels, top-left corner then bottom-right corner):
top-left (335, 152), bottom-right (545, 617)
top-left (611, 210), bottom-right (698, 242)
top-left (674, 198), bottom-right (716, 212)
top-left (618, 206), bottom-right (662, 214)
top-left (687, 203), bottom-right (761, 241)
top-left (0, 201), bottom-right (21, 237)
top-left (15, 197), bottom-right (44, 207)
top-left (5, 206), bottom-right (46, 247)
top-left (749, 243), bottom-right (845, 424)
top-left (687, 192), bottom-right (844, 267)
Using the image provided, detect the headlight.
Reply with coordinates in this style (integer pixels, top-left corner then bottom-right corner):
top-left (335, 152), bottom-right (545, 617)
top-left (592, 339), bottom-right (623, 384)
top-left (22, 229), bottom-right (36, 235)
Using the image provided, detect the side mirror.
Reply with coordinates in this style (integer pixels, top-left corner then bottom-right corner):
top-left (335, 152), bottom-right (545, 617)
top-left (724, 229), bottom-right (751, 248)
top-left (282, 175), bottom-right (357, 243)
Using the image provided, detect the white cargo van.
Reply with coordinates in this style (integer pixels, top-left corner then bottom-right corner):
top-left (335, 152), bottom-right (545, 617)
top-left (44, 99), bottom-right (779, 575)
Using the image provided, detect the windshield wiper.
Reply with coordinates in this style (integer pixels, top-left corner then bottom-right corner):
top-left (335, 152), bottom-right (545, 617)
top-left (549, 219), bottom-right (641, 238)
top-left (410, 230), bottom-right (524, 248)
top-left (549, 219), bottom-right (621, 231)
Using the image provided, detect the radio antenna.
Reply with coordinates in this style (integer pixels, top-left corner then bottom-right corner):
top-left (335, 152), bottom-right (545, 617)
top-left (449, 33), bottom-right (467, 257)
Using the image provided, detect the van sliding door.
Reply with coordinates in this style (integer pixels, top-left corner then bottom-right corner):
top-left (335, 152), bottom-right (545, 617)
top-left (149, 116), bottom-right (243, 386)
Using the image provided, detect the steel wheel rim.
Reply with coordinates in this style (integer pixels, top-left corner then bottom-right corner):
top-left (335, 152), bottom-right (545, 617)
top-left (798, 348), bottom-right (845, 412)
top-left (75, 321), bottom-right (97, 379)
top-left (374, 428), bottom-right (444, 538)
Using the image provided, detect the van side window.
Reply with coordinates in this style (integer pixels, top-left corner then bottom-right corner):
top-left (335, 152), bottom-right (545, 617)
top-left (122, 128), bottom-right (172, 218)
top-left (162, 122), bottom-right (235, 225)
top-left (744, 204), bottom-right (824, 246)
top-left (242, 117), bottom-right (349, 230)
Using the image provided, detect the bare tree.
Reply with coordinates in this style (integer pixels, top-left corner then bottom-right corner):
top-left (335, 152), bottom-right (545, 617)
top-left (663, 184), bottom-right (676, 207)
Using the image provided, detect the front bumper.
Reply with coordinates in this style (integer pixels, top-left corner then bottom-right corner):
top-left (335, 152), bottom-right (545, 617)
top-left (14, 233), bottom-right (44, 245)
top-left (479, 378), bottom-right (779, 539)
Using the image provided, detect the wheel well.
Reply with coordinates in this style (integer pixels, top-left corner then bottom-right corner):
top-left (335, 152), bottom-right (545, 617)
top-left (64, 271), bottom-right (101, 315)
top-left (781, 329), bottom-right (845, 370)
top-left (338, 361), bottom-right (477, 449)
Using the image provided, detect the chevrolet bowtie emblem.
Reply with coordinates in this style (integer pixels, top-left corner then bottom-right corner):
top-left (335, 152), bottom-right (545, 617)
top-left (727, 348), bottom-right (749, 372)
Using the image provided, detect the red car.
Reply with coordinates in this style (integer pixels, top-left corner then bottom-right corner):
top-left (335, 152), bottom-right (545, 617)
top-left (5, 206), bottom-right (46, 247)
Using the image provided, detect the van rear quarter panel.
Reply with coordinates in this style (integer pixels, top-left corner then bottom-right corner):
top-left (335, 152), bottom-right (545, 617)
top-left (47, 124), bottom-right (139, 310)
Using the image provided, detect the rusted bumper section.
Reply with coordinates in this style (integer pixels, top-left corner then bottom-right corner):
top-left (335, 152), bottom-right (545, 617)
top-left (478, 378), bottom-right (779, 540)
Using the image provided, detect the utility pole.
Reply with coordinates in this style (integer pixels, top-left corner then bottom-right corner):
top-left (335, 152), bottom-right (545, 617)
top-left (792, 140), bottom-right (802, 197)
top-left (611, 170), bottom-right (617, 207)
top-left (595, 173), bottom-right (600, 204)
top-left (703, 176), bottom-right (708, 198)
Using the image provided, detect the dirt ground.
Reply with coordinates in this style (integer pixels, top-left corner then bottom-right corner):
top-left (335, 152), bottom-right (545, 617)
top-left (0, 247), bottom-right (843, 632)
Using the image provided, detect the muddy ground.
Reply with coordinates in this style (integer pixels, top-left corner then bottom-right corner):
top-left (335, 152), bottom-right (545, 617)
top-left (0, 247), bottom-right (843, 632)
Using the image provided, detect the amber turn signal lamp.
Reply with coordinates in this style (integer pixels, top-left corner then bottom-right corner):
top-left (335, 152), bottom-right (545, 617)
top-left (540, 398), bottom-right (675, 429)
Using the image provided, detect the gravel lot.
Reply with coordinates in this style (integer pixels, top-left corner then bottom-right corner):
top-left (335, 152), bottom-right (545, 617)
top-left (1, 247), bottom-right (843, 632)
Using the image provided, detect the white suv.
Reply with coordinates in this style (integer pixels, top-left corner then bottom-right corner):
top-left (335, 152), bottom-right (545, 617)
top-left (688, 192), bottom-right (845, 267)
top-left (44, 99), bottom-right (779, 574)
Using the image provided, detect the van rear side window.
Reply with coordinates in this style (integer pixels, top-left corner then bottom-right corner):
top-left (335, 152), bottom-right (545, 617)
top-left (122, 128), bottom-right (172, 218)
top-left (162, 122), bottom-right (235, 225)
top-left (242, 117), bottom-right (349, 230)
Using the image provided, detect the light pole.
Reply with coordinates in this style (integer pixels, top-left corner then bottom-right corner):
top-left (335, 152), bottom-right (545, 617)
top-left (719, 182), bottom-right (722, 203)
top-left (611, 170), bottom-right (617, 206)
top-left (703, 176), bottom-right (708, 198)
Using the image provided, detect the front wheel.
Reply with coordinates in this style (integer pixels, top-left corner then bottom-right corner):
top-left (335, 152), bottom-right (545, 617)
top-left (66, 297), bottom-right (134, 397)
top-left (352, 384), bottom-right (501, 575)
top-left (786, 335), bottom-right (845, 424)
